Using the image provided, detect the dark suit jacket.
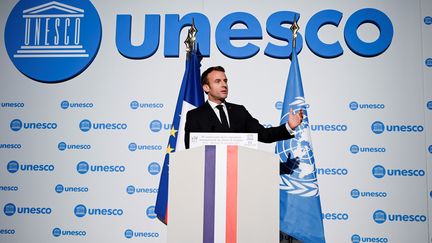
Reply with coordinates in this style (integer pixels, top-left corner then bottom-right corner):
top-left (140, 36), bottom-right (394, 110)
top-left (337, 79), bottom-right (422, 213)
top-left (184, 101), bottom-right (293, 149)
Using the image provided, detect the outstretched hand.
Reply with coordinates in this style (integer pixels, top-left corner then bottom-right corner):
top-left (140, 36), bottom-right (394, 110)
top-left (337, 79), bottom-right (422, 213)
top-left (287, 107), bottom-right (303, 130)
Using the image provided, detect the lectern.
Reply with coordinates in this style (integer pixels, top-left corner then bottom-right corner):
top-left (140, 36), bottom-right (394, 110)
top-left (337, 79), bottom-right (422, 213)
top-left (167, 134), bottom-right (279, 243)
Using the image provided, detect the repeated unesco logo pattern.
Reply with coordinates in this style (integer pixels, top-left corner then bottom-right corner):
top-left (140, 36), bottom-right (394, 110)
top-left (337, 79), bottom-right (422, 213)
top-left (4, 0), bottom-right (102, 83)
top-left (124, 229), bottom-right (159, 239)
top-left (7, 160), bottom-right (55, 173)
top-left (52, 227), bottom-right (86, 237)
top-left (130, 101), bottom-right (164, 109)
top-left (58, 141), bottom-right (91, 151)
top-left (74, 204), bottom-right (123, 217)
top-left (372, 210), bottom-right (426, 224)
top-left (79, 119), bottom-right (128, 132)
top-left (126, 185), bottom-right (158, 195)
top-left (55, 184), bottom-right (88, 193)
top-left (350, 189), bottom-right (387, 199)
top-left (10, 119), bottom-right (57, 131)
top-left (371, 121), bottom-right (424, 134)
top-left (60, 100), bottom-right (93, 109)
top-left (350, 144), bottom-right (385, 154)
top-left (128, 142), bottom-right (162, 151)
top-left (372, 165), bottom-right (425, 178)
top-left (351, 234), bottom-right (388, 243)
top-left (76, 161), bottom-right (126, 174)
top-left (349, 101), bottom-right (385, 110)
top-left (3, 203), bottom-right (52, 216)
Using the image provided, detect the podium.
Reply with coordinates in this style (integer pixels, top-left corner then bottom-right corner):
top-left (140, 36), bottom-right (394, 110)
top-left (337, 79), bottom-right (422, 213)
top-left (167, 134), bottom-right (279, 243)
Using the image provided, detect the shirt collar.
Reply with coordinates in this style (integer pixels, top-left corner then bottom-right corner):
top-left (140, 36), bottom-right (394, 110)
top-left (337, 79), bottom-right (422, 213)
top-left (207, 100), bottom-right (225, 110)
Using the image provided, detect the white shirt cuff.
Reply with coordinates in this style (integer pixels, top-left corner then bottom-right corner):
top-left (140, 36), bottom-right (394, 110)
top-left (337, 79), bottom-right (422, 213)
top-left (285, 123), bottom-right (295, 135)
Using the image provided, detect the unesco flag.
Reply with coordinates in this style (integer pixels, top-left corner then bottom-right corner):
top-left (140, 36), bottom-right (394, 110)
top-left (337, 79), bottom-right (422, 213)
top-left (155, 24), bottom-right (205, 224)
top-left (276, 25), bottom-right (326, 242)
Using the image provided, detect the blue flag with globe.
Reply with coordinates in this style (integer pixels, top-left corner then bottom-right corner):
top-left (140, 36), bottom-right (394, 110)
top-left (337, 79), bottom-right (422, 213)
top-left (277, 41), bottom-right (326, 242)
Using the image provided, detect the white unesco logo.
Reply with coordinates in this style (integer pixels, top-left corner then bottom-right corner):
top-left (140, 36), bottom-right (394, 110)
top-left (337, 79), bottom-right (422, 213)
top-left (277, 97), bottom-right (318, 197)
top-left (5, 0), bottom-right (102, 83)
top-left (14, 2), bottom-right (88, 59)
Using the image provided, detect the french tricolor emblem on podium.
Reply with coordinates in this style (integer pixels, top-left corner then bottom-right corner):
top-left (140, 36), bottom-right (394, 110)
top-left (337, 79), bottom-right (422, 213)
top-left (168, 145), bottom-right (279, 243)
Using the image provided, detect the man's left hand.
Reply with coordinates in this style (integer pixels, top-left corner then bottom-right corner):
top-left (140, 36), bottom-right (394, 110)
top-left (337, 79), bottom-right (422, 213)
top-left (287, 107), bottom-right (303, 130)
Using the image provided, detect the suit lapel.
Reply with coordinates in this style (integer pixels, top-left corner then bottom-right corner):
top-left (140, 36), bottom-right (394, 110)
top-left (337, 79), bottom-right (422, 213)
top-left (225, 102), bottom-right (237, 132)
top-left (203, 102), bottom-right (223, 131)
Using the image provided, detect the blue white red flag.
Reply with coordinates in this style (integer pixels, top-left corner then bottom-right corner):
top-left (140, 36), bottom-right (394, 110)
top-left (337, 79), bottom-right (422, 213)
top-left (155, 42), bottom-right (204, 224)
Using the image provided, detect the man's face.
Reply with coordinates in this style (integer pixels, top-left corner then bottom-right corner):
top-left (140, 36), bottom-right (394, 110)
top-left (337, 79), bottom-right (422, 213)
top-left (203, 70), bottom-right (228, 104)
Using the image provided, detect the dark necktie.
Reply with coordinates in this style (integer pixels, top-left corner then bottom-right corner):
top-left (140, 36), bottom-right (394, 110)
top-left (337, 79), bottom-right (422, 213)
top-left (216, 104), bottom-right (229, 129)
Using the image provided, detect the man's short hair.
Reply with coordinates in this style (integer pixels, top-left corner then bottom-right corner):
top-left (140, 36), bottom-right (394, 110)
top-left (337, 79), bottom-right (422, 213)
top-left (201, 66), bottom-right (225, 86)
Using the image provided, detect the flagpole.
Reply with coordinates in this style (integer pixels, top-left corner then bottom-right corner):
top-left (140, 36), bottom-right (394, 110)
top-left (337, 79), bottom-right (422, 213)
top-left (291, 15), bottom-right (299, 50)
top-left (283, 16), bottom-right (300, 243)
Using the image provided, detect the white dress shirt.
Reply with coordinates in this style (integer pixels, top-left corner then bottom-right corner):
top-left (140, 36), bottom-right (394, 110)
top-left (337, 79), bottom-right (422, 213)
top-left (208, 100), bottom-right (230, 127)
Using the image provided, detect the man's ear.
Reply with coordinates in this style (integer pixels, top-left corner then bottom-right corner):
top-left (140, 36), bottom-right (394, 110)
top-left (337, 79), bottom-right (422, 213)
top-left (203, 84), bottom-right (210, 93)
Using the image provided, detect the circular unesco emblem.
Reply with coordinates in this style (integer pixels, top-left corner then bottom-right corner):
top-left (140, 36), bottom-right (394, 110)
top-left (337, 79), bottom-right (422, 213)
top-left (351, 234), bottom-right (361, 243)
top-left (150, 120), bottom-right (162, 132)
top-left (426, 58), bottom-right (432, 67)
top-left (371, 121), bottom-right (385, 134)
top-left (61, 100), bottom-right (70, 109)
top-left (10, 119), bottom-right (23, 132)
top-left (146, 206), bottom-right (157, 219)
top-left (372, 165), bottom-right (386, 179)
top-left (126, 185), bottom-right (135, 195)
top-left (76, 161), bottom-right (89, 174)
top-left (74, 204), bottom-right (87, 217)
top-left (350, 189), bottom-right (360, 198)
top-left (52, 228), bottom-right (61, 237)
top-left (4, 0), bottom-right (102, 83)
top-left (130, 101), bottom-right (139, 110)
top-left (350, 145), bottom-right (359, 154)
top-left (427, 100), bottom-right (432, 110)
top-left (373, 210), bottom-right (387, 224)
top-left (124, 229), bottom-right (133, 239)
top-left (55, 184), bottom-right (64, 193)
top-left (7, 161), bottom-right (19, 173)
top-left (275, 101), bottom-right (283, 110)
top-left (128, 143), bottom-right (137, 151)
top-left (79, 119), bottom-right (92, 132)
top-left (58, 142), bottom-right (67, 151)
top-left (4, 203), bottom-right (17, 216)
top-left (349, 101), bottom-right (359, 110)
top-left (425, 16), bottom-right (432, 25)
top-left (148, 162), bottom-right (161, 175)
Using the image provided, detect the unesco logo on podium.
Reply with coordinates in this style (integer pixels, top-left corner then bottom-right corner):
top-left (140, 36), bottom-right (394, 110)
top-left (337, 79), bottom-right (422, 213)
top-left (5, 0), bottom-right (102, 83)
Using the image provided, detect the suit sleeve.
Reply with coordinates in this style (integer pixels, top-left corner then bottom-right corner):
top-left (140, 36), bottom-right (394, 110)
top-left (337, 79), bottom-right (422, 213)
top-left (242, 106), bottom-right (294, 143)
top-left (184, 111), bottom-right (192, 149)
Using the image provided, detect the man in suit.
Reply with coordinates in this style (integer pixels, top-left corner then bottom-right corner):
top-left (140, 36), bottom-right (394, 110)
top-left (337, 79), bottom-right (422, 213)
top-left (184, 66), bottom-right (303, 149)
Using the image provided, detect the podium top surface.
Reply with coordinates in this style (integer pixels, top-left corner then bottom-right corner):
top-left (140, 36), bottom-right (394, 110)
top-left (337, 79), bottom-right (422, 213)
top-left (189, 132), bottom-right (258, 149)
